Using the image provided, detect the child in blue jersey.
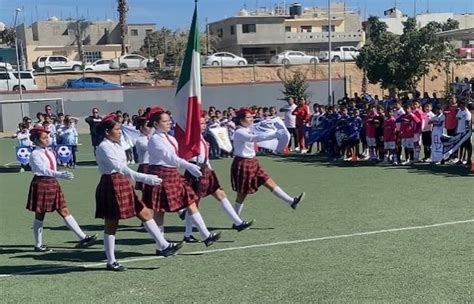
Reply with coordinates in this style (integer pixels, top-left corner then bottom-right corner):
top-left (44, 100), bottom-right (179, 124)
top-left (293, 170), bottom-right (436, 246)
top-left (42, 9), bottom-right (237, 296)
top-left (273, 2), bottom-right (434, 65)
top-left (57, 117), bottom-right (78, 168)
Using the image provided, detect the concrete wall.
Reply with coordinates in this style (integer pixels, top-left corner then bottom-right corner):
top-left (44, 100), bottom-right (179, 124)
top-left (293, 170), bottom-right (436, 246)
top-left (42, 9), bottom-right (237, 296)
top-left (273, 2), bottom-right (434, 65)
top-left (0, 79), bottom-right (344, 133)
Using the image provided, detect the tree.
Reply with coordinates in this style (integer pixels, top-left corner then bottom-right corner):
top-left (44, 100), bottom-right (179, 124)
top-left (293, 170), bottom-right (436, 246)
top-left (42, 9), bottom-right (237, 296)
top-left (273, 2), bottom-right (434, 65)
top-left (280, 70), bottom-right (309, 101)
top-left (0, 27), bottom-right (16, 47)
top-left (356, 16), bottom-right (460, 96)
top-left (68, 20), bottom-right (90, 64)
top-left (117, 0), bottom-right (128, 55)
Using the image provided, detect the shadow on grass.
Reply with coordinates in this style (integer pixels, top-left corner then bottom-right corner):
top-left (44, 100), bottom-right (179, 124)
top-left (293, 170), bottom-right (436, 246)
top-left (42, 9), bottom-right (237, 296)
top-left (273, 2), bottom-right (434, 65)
top-left (76, 160), bottom-right (98, 166)
top-left (0, 264), bottom-right (90, 276)
top-left (270, 154), bottom-right (473, 177)
top-left (11, 249), bottom-right (151, 263)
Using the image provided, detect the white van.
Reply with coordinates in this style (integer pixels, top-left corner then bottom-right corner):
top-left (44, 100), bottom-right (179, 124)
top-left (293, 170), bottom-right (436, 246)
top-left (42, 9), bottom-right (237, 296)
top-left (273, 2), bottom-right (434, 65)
top-left (0, 71), bottom-right (38, 91)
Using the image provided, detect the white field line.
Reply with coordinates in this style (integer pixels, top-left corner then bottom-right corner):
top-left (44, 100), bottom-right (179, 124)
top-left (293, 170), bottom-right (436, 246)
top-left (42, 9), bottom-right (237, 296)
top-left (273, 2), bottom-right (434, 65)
top-left (1, 218), bottom-right (473, 278)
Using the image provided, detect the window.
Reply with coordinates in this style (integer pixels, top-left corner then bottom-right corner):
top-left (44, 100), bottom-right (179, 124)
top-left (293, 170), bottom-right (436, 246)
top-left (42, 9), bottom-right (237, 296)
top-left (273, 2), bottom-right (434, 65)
top-left (242, 24), bottom-right (256, 33)
top-left (130, 29), bottom-right (139, 36)
top-left (145, 29), bottom-right (153, 35)
top-left (217, 28), bottom-right (223, 38)
top-left (230, 25), bottom-right (235, 35)
top-left (300, 26), bottom-right (312, 33)
top-left (285, 26), bottom-right (291, 33)
top-left (322, 25), bottom-right (335, 32)
top-left (0, 73), bottom-right (11, 80)
top-left (84, 51), bottom-right (102, 63)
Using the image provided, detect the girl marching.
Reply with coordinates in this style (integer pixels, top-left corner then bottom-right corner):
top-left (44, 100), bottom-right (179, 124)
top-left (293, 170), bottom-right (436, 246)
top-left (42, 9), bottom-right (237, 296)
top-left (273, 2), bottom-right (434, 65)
top-left (134, 116), bottom-right (151, 193)
top-left (26, 127), bottom-right (97, 252)
top-left (231, 108), bottom-right (305, 216)
top-left (95, 114), bottom-right (183, 272)
top-left (142, 107), bottom-right (221, 247)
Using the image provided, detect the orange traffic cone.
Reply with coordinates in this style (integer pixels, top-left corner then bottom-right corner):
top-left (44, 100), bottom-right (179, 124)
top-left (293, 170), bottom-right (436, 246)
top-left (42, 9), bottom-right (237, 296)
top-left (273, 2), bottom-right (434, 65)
top-left (283, 146), bottom-right (290, 155)
top-left (351, 148), bottom-right (357, 162)
top-left (470, 161), bottom-right (474, 173)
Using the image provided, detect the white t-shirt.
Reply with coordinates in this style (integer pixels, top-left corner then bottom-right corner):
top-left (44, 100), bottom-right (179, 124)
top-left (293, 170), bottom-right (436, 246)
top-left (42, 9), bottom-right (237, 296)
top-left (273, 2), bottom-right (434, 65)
top-left (431, 113), bottom-right (445, 134)
top-left (421, 111), bottom-right (435, 132)
top-left (281, 103), bottom-right (297, 128)
top-left (456, 109), bottom-right (472, 133)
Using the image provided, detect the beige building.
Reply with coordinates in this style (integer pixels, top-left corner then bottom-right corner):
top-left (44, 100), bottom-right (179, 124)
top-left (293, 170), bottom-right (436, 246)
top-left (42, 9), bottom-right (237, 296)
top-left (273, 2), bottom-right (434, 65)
top-left (15, 18), bottom-right (155, 69)
top-left (209, 3), bottom-right (364, 63)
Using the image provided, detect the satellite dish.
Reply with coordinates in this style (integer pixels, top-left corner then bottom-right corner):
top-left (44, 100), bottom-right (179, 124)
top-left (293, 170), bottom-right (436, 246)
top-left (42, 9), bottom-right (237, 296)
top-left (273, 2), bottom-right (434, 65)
top-left (0, 22), bottom-right (6, 32)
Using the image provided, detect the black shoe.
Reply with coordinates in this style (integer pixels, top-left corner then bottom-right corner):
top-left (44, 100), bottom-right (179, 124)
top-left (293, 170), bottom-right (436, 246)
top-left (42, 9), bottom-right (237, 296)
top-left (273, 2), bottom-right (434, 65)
top-left (76, 233), bottom-right (98, 248)
top-left (34, 245), bottom-right (52, 252)
top-left (178, 210), bottom-right (187, 221)
top-left (183, 235), bottom-right (200, 243)
top-left (203, 232), bottom-right (221, 247)
top-left (291, 192), bottom-right (305, 210)
top-left (156, 242), bottom-right (184, 257)
top-left (106, 261), bottom-right (127, 272)
top-left (232, 219), bottom-right (255, 232)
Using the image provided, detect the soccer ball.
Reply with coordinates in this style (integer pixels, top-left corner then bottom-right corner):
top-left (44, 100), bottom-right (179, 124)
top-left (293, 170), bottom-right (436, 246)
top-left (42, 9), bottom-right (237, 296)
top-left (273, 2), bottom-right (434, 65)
top-left (17, 147), bottom-right (31, 159)
top-left (57, 146), bottom-right (72, 158)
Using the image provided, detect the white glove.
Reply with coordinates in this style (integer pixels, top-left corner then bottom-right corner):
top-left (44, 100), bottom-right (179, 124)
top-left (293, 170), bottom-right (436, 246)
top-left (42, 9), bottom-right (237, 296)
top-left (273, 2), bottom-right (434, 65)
top-left (143, 175), bottom-right (162, 186)
top-left (183, 162), bottom-right (202, 178)
top-left (57, 171), bottom-right (74, 180)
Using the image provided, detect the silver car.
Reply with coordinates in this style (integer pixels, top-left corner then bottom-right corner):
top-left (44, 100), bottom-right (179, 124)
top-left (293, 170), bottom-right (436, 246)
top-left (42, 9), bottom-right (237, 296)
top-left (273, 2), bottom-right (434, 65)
top-left (203, 52), bottom-right (248, 66)
top-left (270, 51), bottom-right (319, 65)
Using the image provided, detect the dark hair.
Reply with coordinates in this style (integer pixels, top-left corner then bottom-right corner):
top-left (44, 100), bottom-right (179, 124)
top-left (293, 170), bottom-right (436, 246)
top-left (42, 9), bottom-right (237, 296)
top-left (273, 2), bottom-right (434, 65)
top-left (147, 111), bottom-right (167, 128)
top-left (98, 119), bottom-right (119, 140)
top-left (135, 118), bottom-right (148, 130)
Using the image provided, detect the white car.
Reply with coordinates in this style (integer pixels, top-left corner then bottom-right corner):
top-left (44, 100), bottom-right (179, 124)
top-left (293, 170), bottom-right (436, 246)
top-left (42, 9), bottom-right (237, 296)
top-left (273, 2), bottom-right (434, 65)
top-left (85, 59), bottom-right (112, 71)
top-left (270, 51), bottom-right (319, 65)
top-left (319, 46), bottom-right (359, 62)
top-left (34, 56), bottom-right (83, 72)
top-left (0, 62), bottom-right (13, 71)
top-left (0, 70), bottom-right (37, 91)
top-left (109, 54), bottom-right (154, 70)
top-left (203, 52), bottom-right (247, 66)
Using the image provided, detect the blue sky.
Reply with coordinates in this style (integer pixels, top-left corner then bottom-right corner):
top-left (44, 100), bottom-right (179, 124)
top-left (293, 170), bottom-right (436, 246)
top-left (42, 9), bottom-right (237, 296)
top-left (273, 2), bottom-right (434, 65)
top-left (1, 0), bottom-right (473, 29)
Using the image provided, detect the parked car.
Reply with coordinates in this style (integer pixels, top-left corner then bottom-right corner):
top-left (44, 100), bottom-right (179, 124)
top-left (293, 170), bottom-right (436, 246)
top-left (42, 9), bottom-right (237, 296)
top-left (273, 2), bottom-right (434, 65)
top-left (0, 70), bottom-right (37, 91)
top-left (456, 45), bottom-right (474, 58)
top-left (85, 59), bottom-right (112, 71)
top-left (121, 81), bottom-right (153, 87)
top-left (67, 77), bottom-right (121, 89)
top-left (109, 54), bottom-right (155, 70)
top-left (0, 62), bottom-right (13, 71)
top-left (319, 46), bottom-right (359, 62)
top-left (33, 55), bottom-right (83, 72)
top-left (46, 79), bottom-right (76, 90)
top-left (270, 51), bottom-right (319, 65)
top-left (203, 52), bottom-right (248, 66)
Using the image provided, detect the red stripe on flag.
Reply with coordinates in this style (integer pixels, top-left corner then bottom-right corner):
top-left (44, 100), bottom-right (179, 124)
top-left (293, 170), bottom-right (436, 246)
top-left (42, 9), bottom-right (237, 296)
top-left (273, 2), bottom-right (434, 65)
top-left (174, 96), bottom-right (202, 160)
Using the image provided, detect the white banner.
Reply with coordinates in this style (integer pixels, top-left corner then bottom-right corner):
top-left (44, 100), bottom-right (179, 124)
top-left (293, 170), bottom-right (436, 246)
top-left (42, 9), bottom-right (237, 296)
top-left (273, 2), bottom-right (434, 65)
top-left (431, 130), bottom-right (472, 162)
top-left (208, 127), bottom-right (233, 152)
top-left (251, 117), bottom-right (290, 153)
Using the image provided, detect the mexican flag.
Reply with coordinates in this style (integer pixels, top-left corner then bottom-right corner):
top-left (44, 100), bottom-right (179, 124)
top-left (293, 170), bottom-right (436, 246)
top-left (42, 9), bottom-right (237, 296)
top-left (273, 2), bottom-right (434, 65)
top-left (174, 1), bottom-right (202, 160)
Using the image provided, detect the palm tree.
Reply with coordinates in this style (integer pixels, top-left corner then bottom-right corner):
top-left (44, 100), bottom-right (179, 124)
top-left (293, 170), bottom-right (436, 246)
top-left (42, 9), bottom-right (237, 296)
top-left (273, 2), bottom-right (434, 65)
top-left (117, 0), bottom-right (128, 55)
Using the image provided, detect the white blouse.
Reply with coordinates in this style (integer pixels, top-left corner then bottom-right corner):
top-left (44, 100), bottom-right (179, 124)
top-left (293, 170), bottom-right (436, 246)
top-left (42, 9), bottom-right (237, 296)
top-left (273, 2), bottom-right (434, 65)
top-left (148, 130), bottom-right (188, 169)
top-left (135, 135), bottom-right (150, 165)
top-left (30, 147), bottom-right (58, 177)
top-left (189, 135), bottom-right (211, 168)
top-left (95, 138), bottom-right (150, 182)
top-left (233, 126), bottom-right (277, 158)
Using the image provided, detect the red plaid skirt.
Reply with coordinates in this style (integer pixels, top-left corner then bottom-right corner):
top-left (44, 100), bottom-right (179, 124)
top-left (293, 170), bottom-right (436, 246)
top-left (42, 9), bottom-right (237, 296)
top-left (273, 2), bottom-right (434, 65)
top-left (184, 165), bottom-right (222, 200)
top-left (134, 164), bottom-right (149, 191)
top-left (26, 176), bottom-right (67, 213)
top-left (142, 165), bottom-right (198, 212)
top-left (231, 157), bottom-right (270, 194)
top-left (95, 173), bottom-right (145, 220)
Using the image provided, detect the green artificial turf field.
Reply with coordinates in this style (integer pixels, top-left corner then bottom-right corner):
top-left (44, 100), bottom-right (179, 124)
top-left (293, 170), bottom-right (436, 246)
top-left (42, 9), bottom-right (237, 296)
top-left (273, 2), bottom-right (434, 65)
top-left (0, 136), bottom-right (472, 303)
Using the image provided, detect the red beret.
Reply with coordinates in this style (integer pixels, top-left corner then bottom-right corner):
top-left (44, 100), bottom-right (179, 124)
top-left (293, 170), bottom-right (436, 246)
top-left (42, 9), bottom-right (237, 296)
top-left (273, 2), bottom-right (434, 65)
top-left (235, 107), bottom-right (253, 118)
top-left (102, 113), bottom-right (117, 122)
top-left (147, 106), bottom-right (165, 121)
top-left (30, 126), bottom-right (50, 135)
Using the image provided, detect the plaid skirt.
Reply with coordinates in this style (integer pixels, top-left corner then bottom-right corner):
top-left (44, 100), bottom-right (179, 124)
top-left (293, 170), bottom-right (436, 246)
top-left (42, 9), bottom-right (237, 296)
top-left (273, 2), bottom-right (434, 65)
top-left (134, 164), bottom-right (149, 191)
top-left (95, 173), bottom-right (145, 220)
top-left (230, 156), bottom-right (270, 194)
top-left (231, 157), bottom-right (270, 194)
top-left (142, 165), bottom-right (198, 213)
top-left (184, 165), bottom-right (222, 200)
top-left (26, 176), bottom-right (67, 213)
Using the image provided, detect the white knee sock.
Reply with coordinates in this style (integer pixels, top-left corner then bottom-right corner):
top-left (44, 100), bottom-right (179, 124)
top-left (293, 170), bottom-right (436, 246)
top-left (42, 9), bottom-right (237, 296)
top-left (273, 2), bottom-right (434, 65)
top-left (234, 203), bottom-right (244, 216)
top-left (159, 225), bottom-right (164, 234)
top-left (63, 215), bottom-right (86, 240)
top-left (33, 219), bottom-right (43, 247)
top-left (143, 220), bottom-right (169, 250)
top-left (104, 234), bottom-right (116, 264)
top-left (184, 213), bottom-right (194, 237)
top-left (220, 198), bottom-right (243, 225)
top-left (272, 186), bottom-right (293, 205)
top-left (189, 212), bottom-right (211, 239)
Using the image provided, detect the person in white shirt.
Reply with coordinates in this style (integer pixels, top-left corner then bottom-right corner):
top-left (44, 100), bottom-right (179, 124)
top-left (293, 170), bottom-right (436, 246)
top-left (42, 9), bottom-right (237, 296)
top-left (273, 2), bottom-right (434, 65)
top-left (421, 103), bottom-right (435, 161)
top-left (429, 106), bottom-right (445, 163)
top-left (57, 117), bottom-right (79, 167)
top-left (181, 115), bottom-right (254, 243)
top-left (142, 107), bottom-right (221, 247)
top-left (134, 117), bottom-right (151, 192)
top-left (231, 108), bottom-right (305, 217)
top-left (95, 114), bottom-right (183, 272)
top-left (279, 97), bottom-right (298, 151)
top-left (15, 123), bottom-right (32, 148)
top-left (26, 127), bottom-right (97, 253)
top-left (455, 100), bottom-right (472, 165)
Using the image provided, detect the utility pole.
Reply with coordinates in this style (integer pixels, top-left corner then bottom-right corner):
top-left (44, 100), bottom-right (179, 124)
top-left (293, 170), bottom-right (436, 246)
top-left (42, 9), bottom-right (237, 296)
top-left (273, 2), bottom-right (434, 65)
top-left (206, 17), bottom-right (209, 54)
top-left (117, 0), bottom-right (128, 55)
